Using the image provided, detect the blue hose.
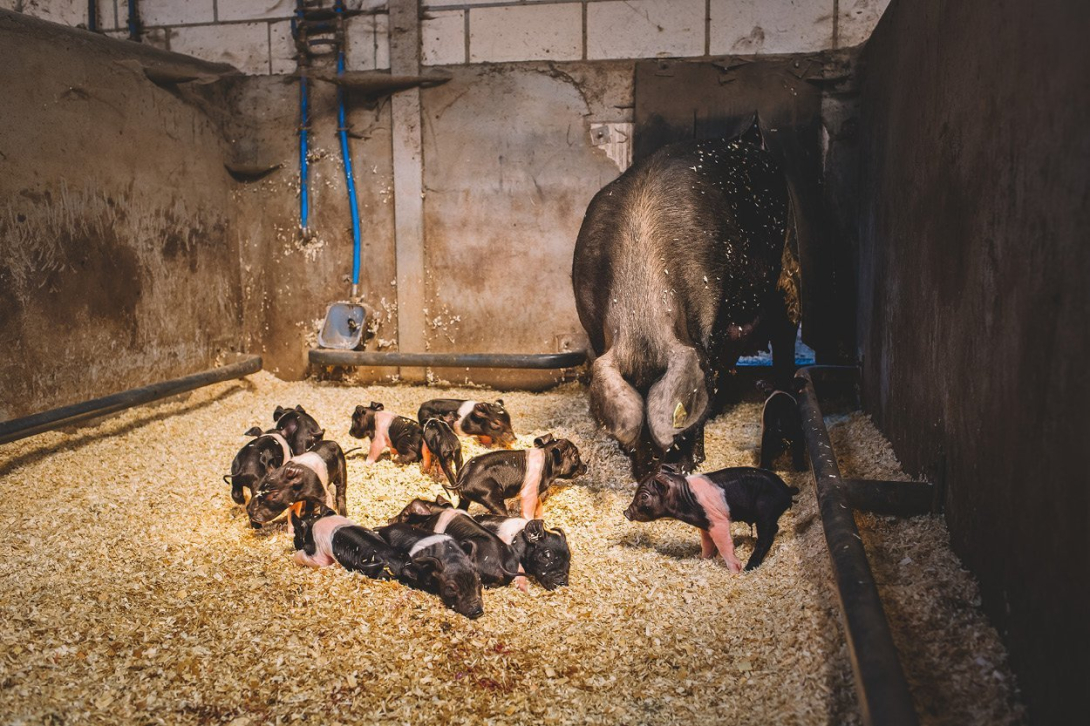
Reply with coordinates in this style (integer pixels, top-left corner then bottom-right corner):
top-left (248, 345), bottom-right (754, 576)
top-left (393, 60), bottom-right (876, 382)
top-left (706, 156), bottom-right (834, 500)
top-left (294, 3), bottom-right (309, 235)
top-left (335, 0), bottom-right (362, 294)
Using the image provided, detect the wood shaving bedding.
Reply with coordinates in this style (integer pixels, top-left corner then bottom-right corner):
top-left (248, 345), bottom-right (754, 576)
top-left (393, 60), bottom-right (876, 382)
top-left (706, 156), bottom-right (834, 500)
top-left (0, 372), bottom-right (1023, 724)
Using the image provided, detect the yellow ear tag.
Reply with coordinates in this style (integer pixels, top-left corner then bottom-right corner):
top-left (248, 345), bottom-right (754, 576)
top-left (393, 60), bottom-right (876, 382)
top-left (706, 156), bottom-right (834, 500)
top-left (673, 401), bottom-right (688, 429)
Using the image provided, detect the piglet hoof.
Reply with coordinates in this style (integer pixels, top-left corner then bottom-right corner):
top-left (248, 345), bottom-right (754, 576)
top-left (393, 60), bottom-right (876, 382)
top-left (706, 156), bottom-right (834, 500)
top-left (725, 557), bottom-right (744, 574)
top-left (514, 575), bottom-right (530, 593)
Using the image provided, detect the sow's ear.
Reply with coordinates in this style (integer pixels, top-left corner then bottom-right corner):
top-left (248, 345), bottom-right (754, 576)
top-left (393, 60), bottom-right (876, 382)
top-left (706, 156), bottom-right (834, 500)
top-left (646, 346), bottom-right (709, 450)
top-left (588, 351), bottom-right (644, 449)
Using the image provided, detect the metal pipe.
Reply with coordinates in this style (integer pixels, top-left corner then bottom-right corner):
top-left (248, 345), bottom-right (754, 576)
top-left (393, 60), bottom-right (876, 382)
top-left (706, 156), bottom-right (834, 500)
top-left (295, 1), bottom-right (310, 235)
top-left (795, 366), bottom-right (919, 726)
top-left (308, 349), bottom-right (586, 369)
top-left (0, 356), bottom-right (262, 446)
top-left (334, 0), bottom-right (362, 298)
top-left (127, 0), bottom-right (139, 41)
top-left (87, 0), bottom-right (97, 32)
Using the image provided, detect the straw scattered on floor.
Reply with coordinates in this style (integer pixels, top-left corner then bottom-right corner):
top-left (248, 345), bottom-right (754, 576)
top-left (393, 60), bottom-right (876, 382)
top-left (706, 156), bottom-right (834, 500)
top-left (0, 373), bottom-right (1024, 724)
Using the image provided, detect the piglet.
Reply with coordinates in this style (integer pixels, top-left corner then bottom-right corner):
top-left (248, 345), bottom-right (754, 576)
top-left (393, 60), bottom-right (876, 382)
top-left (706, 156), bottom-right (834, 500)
top-left (291, 507), bottom-right (408, 579)
top-left (417, 399), bottom-right (515, 447)
top-left (389, 494), bottom-right (454, 525)
top-left (757, 379), bottom-right (806, 471)
top-left (624, 465), bottom-right (798, 572)
top-left (224, 429), bottom-right (293, 504)
top-left (350, 402), bottom-right (423, 464)
top-left (377, 524), bottom-right (485, 619)
top-left (412, 509), bottom-right (522, 588)
top-left (271, 405), bottom-right (325, 455)
top-left (453, 434), bottom-right (587, 518)
top-left (246, 440), bottom-right (348, 527)
top-left (420, 418), bottom-right (463, 489)
top-left (474, 515), bottom-right (571, 590)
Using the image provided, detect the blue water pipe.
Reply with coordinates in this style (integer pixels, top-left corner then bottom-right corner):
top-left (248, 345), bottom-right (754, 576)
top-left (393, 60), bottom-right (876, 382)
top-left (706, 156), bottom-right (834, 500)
top-left (294, 4), bottom-right (310, 235)
top-left (335, 0), bottom-right (363, 297)
top-left (127, 0), bottom-right (139, 41)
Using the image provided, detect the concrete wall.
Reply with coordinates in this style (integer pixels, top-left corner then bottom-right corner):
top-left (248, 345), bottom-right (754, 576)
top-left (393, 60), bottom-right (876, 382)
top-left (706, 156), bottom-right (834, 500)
top-left (8, 1), bottom-right (891, 71)
top-left (855, 1), bottom-right (1089, 723)
top-left (0, 11), bottom-right (243, 420)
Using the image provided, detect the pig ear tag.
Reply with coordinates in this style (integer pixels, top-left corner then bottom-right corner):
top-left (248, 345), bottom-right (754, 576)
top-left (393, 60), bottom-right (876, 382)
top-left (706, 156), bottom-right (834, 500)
top-left (672, 401), bottom-right (688, 429)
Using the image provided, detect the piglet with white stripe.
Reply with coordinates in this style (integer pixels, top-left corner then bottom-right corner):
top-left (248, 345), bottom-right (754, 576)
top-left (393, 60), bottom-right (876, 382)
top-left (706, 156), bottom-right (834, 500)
top-left (246, 440), bottom-right (349, 528)
top-left (224, 429), bottom-right (294, 505)
top-left (624, 465), bottom-right (798, 572)
top-left (452, 434), bottom-right (587, 518)
top-left (377, 524), bottom-right (484, 619)
top-left (291, 507), bottom-right (408, 579)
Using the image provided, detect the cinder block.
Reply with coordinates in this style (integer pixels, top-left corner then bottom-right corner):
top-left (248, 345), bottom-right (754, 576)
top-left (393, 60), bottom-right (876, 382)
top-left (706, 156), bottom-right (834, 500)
top-left (19, 0), bottom-right (87, 27)
top-left (838, 0), bottom-right (891, 47)
top-left (169, 22), bottom-right (270, 75)
top-left (587, 0), bottom-right (705, 60)
top-left (140, 0), bottom-right (215, 28)
top-left (422, 9), bottom-right (465, 66)
top-left (347, 13), bottom-right (390, 71)
top-left (469, 3), bottom-right (582, 63)
top-left (270, 19), bottom-right (297, 75)
top-left (219, 0), bottom-right (296, 22)
top-left (710, 0), bottom-right (833, 55)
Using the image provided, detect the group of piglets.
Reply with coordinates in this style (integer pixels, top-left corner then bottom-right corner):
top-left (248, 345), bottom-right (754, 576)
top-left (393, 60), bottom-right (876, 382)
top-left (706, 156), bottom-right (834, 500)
top-left (225, 398), bottom-right (585, 619)
top-left (621, 379), bottom-right (805, 572)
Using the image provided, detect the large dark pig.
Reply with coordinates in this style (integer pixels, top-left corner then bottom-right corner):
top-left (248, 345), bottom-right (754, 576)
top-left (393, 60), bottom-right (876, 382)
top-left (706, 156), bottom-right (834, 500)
top-left (377, 524), bottom-right (485, 619)
top-left (417, 399), bottom-right (515, 448)
top-left (623, 464), bottom-right (798, 572)
top-left (224, 429), bottom-right (293, 504)
top-left (246, 440), bottom-right (348, 527)
top-left (572, 119), bottom-right (800, 476)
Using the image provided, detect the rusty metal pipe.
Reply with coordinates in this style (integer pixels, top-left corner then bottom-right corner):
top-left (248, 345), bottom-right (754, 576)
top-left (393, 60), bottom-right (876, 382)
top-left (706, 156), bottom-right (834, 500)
top-left (795, 365), bottom-right (919, 726)
top-left (308, 349), bottom-right (586, 370)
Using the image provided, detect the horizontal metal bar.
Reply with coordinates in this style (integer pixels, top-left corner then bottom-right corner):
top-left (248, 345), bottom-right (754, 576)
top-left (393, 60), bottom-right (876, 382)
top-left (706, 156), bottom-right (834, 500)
top-left (308, 349), bottom-right (586, 370)
top-left (795, 366), bottom-right (919, 726)
top-left (0, 355), bottom-right (262, 446)
top-left (844, 478), bottom-right (935, 517)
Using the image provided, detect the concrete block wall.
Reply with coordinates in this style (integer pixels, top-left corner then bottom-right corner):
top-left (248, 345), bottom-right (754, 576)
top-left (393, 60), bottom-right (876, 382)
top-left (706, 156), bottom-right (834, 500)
top-left (10, 1), bottom-right (890, 73)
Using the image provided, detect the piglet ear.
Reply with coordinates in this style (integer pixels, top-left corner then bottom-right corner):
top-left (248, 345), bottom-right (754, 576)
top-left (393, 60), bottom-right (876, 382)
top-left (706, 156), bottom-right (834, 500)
top-left (461, 540), bottom-right (478, 561)
top-left (550, 447), bottom-right (564, 466)
top-left (436, 494), bottom-right (451, 507)
top-left (371, 402), bottom-right (384, 411)
top-left (415, 555), bottom-right (444, 574)
top-left (525, 520), bottom-right (545, 542)
top-left (473, 402), bottom-right (489, 413)
top-left (533, 433), bottom-right (555, 448)
top-left (295, 405), bottom-right (307, 414)
top-left (495, 399), bottom-right (504, 407)
top-left (314, 429), bottom-right (325, 440)
top-left (244, 426), bottom-right (263, 437)
top-left (553, 527), bottom-right (567, 544)
top-left (355, 404), bottom-right (366, 414)
top-left (274, 405), bottom-right (287, 421)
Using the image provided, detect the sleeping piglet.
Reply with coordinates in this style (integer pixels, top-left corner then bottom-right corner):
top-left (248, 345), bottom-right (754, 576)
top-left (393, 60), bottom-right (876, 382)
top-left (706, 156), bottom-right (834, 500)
top-left (377, 524), bottom-right (484, 619)
top-left (624, 465), bottom-right (798, 572)
top-left (474, 515), bottom-right (571, 590)
top-left (291, 507), bottom-right (408, 580)
top-left (246, 440), bottom-right (348, 527)
top-left (413, 509), bottom-right (522, 588)
top-left (350, 402), bottom-right (423, 464)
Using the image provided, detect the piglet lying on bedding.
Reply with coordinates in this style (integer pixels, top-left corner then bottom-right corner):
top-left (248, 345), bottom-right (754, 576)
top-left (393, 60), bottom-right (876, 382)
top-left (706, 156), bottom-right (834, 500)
top-left (624, 465), bottom-right (798, 572)
top-left (291, 508), bottom-right (408, 580)
top-left (377, 524), bottom-right (485, 619)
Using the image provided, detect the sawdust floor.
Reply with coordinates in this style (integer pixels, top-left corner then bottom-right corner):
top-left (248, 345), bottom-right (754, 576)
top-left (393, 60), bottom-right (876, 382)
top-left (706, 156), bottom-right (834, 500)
top-left (0, 372), bottom-right (1024, 725)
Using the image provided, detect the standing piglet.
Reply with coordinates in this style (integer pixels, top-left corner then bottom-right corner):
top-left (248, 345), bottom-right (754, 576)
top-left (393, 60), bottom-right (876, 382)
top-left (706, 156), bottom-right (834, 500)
top-left (246, 440), bottom-right (349, 527)
top-left (757, 379), bottom-right (806, 471)
top-left (452, 434), bottom-right (587, 518)
top-left (417, 399), bottom-right (515, 447)
top-left (291, 508), bottom-right (408, 579)
top-left (624, 465), bottom-right (798, 572)
top-left (377, 524), bottom-right (485, 619)
top-left (350, 402), bottom-right (423, 464)
top-left (572, 117), bottom-right (801, 477)
top-left (420, 418), bottom-right (463, 489)
top-left (270, 405), bottom-right (325, 455)
top-left (224, 429), bottom-right (293, 504)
